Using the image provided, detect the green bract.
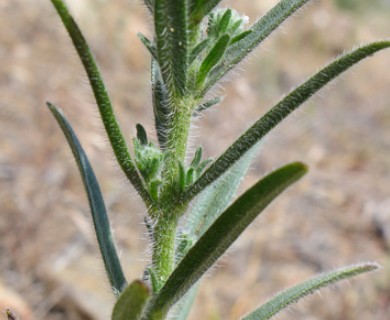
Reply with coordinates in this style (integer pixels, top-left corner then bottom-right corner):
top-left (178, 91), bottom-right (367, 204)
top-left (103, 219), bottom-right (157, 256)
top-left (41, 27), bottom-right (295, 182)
top-left (46, 0), bottom-right (389, 319)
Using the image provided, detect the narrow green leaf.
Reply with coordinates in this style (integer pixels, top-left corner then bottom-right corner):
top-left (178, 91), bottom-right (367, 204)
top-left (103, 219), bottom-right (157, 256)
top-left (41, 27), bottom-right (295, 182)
top-left (154, 0), bottom-right (188, 96)
top-left (242, 262), bottom-right (379, 320)
top-left (151, 59), bottom-right (171, 148)
top-left (229, 18), bottom-right (244, 35)
top-left (150, 158), bottom-right (161, 180)
top-left (175, 233), bottom-right (194, 265)
top-left (137, 33), bottom-right (157, 60)
top-left (218, 9), bottom-right (232, 34)
top-left (204, 0), bottom-right (312, 93)
top-left (133, 139), bottom-right (143, 169)
top-left (148, 267), bottom-right (162, 294)
top-left (193, 96), bottom-right (224, 115)
top-left (185, 144), bottom-right (260, 240)
top-left (171, 284), bottom-right (199, 320)
top-left (149, 180), bottom-right (162, 203)
top-left (136, 124), bottom-right (148, 145)
top-left (231, 30), bottom-right (253, 45)
top-left (189, 0), bottom-right (223, 26)
top-left (47, 102), bottom-right (127, 295)
top-left (190, 38), bottom-right (210, 64)
top-left (186, 168), bottom-right (196, 185)
top-left (178, 162), bottom-right (187, 193)
top-left (195, 158), bottom-right (212, 177)
top-left (197, 34), bottom-right (231, 88)
top-left (112, 280), bottom-right (151, 320)
top-left (185, 41), bottom-right (390, 203)
top-left (144, 162), bottom-right (308, 317)
top-left (190, 147), bottom-right (203, 168)
top-left (49, 0), bottom-right (151, 207)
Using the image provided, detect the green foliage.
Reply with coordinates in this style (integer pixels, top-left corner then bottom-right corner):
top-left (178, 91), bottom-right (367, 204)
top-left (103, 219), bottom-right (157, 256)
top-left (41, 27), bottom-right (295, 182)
top-left (203, 0), bottom-right (311, 94)
top-left (196, 34), bottom-right (231, 88)
top-left (178, 147), bottom-right (212, 192)
top-left (242, 263), bottom-right (379, 320)
top-left (189, 0), bottom-right (223, 26)
top-left (184, 41), bottom-right (390, 204)
top-left (143, 163), bottom-right (308, 319)
top-left (49, 0), bottom-right (152, 207)
top-left (154, 0), bottom-right (188, 97)
top-left (47, 103), bottom-right (127, 294)
top-left (46, 0), bottom-right (389, 319)
top-left (133, 125), bottom-right (164, 202)
top-left (112, 280), bottom-right (151, 320)
top-left (184, 144), bottom-right (260, 241)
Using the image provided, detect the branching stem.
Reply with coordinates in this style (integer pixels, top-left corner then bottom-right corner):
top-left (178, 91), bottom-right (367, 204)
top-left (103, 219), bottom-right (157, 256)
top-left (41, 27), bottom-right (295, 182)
top-left (50, 0), bottom-right (152, 207)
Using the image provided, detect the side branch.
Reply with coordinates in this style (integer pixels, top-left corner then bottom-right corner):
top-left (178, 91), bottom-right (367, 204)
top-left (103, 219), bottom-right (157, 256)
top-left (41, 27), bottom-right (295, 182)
top-left (183, 41), bottom-right (390, 203)
top-left (50, 0), bottom-right (152, 206)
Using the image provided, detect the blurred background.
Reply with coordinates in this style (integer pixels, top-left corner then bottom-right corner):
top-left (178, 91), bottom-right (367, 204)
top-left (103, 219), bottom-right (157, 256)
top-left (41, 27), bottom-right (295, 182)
top-left (1, 0), bottom-right (390, 319)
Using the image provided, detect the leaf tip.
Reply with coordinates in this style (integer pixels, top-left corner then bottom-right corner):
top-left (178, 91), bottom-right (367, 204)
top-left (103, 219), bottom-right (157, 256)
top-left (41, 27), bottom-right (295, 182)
top-left (133, 279), bottom-right (152, 293)
top-left (46, 101), bottom-right (54, 109)
top-left (288, 161), bottom-right (309, 177)
top-left (46, 101), bottom-right (62, 117)
top-left (352, 261), bottom-right (381, 273)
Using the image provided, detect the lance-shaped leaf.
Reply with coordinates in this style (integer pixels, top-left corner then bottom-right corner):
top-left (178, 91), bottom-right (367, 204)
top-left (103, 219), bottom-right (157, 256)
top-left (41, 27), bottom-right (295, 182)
top-left (154, 0), bottom-right (188, 97)
top-left (197, 34), bottom-right (231, 88)
top-left (193, 96), bottom-right (224, 115)
top-left (190, 38), bottom-right (210, 64)
top-left (184, 40), bottom-right (390, 203)
top-left (112, 280), bottom-right (151, 320)
top-left (143, 162), bottom-right (308, 318)
top-left (171, 284), bottom-right (199, 320)
top-left (138, 33), bottom-right (157, 60)
top-left (49, 0), bottom-right (151, 206)
top-left (231, 30), bottom-right (252, 45)
top-left (218, 9), bottom-right (233, 35)
top-left (47, 102), bottom-right (127, 295)
top-left (136, 124), bottom-right (149, 146)
top-left (185, 144), bottom-right (260, 240)
top-left (189, 0), bottom-right (223, 27)
top-left (190, 147), bottom-right (203, 168)
top-left (203, 0), bottom-right (312, 94)
top-left (175, 145), bottom-right (261, 319)
top-left (242, 262), bottom-right (379, 320)
top-left (152, 59), bottom-right (171, 148)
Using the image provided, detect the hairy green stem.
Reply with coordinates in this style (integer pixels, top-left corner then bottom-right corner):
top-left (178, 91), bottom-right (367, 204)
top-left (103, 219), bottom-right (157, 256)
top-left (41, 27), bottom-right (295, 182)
top-left (150, 95), bottom-right (193, 287)
top-left (152, 213), bottom-right (179, 285)
top-left (166, 98), bottom-right (194, 162)
top-left (159, 97), bottom-right (196, 205)
top-left (150, 96), bottom-right (195, 300)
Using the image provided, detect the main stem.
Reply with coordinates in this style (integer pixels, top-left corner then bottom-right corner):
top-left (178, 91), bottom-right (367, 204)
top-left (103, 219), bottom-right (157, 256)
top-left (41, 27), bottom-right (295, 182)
top-left (151, 96), bottom-right (195, 286)
top-left (152, 212), bottom-right (179, 284)
top-left (163, 96), bottom-right (194, 178)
